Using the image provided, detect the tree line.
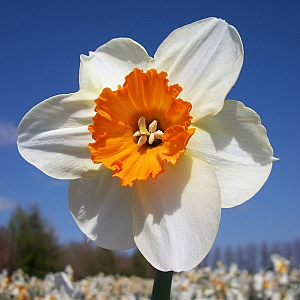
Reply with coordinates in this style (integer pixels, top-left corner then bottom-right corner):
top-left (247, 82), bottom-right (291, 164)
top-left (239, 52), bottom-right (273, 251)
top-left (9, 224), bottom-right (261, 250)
top-left (0, 205), bottom-right (154, 279)
top-left (201, 239), bottom-right (300, 272)
top-left (0, 205), bottom-right (299, 279)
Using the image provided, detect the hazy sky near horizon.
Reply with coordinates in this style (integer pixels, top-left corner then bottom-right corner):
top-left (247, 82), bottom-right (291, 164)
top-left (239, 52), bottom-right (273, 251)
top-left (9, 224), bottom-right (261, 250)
top-left (1, 1), bottom-right (299, 252)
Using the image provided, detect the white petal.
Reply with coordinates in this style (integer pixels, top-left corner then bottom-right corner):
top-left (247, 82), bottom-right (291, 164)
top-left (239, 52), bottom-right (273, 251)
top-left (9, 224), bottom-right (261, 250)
top-left (132, 154), bottom-right (221, 272)
top-left (79, 38), bottom-right (151, 92)
top-left (150, 17), bottom-right (243, 120)
top-left (17, 90), bottom-right (102, 179)
top-left (187, 100), bottom-right (275, 208)
top-left (68, 170), bottom-right (135, 250)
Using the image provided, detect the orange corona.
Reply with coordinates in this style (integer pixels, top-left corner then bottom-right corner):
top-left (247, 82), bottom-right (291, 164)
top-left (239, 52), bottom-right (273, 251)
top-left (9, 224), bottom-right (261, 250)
top-left (88, 68), bottom-right (195, 186)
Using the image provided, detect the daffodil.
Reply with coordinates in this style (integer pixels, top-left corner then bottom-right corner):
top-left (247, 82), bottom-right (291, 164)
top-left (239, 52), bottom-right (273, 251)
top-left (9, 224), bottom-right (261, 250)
top-left (17, 17), bottom-right (276, 272)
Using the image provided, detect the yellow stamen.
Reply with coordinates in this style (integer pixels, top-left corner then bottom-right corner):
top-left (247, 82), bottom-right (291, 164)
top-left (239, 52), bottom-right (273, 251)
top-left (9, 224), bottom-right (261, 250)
top-left (134, 116), bottom-right (164, 147)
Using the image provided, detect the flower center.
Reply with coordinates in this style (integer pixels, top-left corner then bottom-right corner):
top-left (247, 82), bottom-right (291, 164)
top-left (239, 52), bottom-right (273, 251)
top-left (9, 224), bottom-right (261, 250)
top-left (88, 68), bottom-right (195, 187)
top-left (133, 116), bottom-right (164, 147)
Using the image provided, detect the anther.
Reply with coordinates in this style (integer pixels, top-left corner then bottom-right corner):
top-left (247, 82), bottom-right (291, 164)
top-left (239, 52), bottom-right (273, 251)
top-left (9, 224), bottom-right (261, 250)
top-left (134, 116), bottom-right (164, 147)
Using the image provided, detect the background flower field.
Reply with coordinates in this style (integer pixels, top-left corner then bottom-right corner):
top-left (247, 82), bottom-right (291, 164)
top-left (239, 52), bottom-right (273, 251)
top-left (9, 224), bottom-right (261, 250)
top-left (1, 253), bottom-right (299, 300)
top-left (1, 207), bottom-right (299, 299)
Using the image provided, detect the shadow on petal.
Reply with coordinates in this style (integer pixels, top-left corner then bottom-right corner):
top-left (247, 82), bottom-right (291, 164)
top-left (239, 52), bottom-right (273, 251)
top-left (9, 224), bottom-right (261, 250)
top-left (132, 154), bottom-right (193, 235)
top-left (69, 169), bottom-right (135, 250)
top-left (194, 100), bottom-right (273, 166)
top-left (21, 130), bottom-right (93, 159)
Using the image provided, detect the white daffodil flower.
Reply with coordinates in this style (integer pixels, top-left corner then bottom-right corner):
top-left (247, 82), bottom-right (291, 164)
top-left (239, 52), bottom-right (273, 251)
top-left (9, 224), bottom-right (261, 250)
top-left (17, 17), bottom-right (277, 272)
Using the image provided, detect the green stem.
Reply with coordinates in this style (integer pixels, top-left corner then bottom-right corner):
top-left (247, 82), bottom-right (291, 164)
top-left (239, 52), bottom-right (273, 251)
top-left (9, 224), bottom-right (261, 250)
top-left (151, 269), bottom-right (173, 300)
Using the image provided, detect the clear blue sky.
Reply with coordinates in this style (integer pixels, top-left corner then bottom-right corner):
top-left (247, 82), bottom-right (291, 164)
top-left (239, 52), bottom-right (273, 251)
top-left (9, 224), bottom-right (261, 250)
top-left (1, 1), bottom-right (299, 251)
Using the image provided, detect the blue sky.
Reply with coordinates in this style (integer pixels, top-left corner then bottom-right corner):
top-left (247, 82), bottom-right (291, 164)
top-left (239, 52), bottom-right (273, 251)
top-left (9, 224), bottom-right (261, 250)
top-left (0, 0), bottom-right (299, 251)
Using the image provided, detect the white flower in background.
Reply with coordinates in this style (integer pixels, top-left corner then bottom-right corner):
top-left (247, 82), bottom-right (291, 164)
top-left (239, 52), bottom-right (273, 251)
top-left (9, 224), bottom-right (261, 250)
top-left (17, 17), bottom-right (276, 272)
top-left (271, 253), bottom-right (290, 285)
top-left (1, 255), bottom-right (299, 298)
top-left (271, 253), bottom-right (290, 275)
top-left (54, 271), bottom-right (83, 300)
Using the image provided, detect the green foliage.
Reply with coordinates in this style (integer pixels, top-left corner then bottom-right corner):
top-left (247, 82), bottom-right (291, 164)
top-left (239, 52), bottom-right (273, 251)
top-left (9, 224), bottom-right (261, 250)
top-left (130, 249), bottom-right (154, 278)
top-left (59, 245), bottom-right (153, 280)
top-left (131, 249), bottom-right (148, 277)
top-left (60, 242), bottom-right (117, 280)
top-left (0, 227), bottom-right (10, 270)
top-left (7, 205), bottom-right (60, 278)
top-left (92, 247), bottom-right (116, 275)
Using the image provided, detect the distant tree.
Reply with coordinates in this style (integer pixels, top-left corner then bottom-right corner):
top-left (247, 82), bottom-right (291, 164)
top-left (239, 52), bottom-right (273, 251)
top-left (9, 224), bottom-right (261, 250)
top-left (7, 205), bottom-right (60, 277)
top-left (0, 227), bottom-right (10, 270)
top-left (260, 242), bottom-right (270, 268)
top-left (294, 239), bottom-right (300, 266)
top-left (130, 249), bottom-right (154, 278)
top-left (236, 246), bottom-right (245, 269)
top-left (211, 246), bottom-right (221, 267)
top-left (60, 242), bottom-right (117, 279)
top-left (91, 247), bottom-right (116, 275)
top-left (271, 242), bottom-right (281, 255)
top-left (115, 252), bottom-right (132, 275)
top-left (224, 246), bottom-right (234, 267)
top-left (245, 243), bottom-right (257, 273)
top-left (59, 242), bottom-right (94, 279)
top-left (283, 242), bottom-right (293, 262)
